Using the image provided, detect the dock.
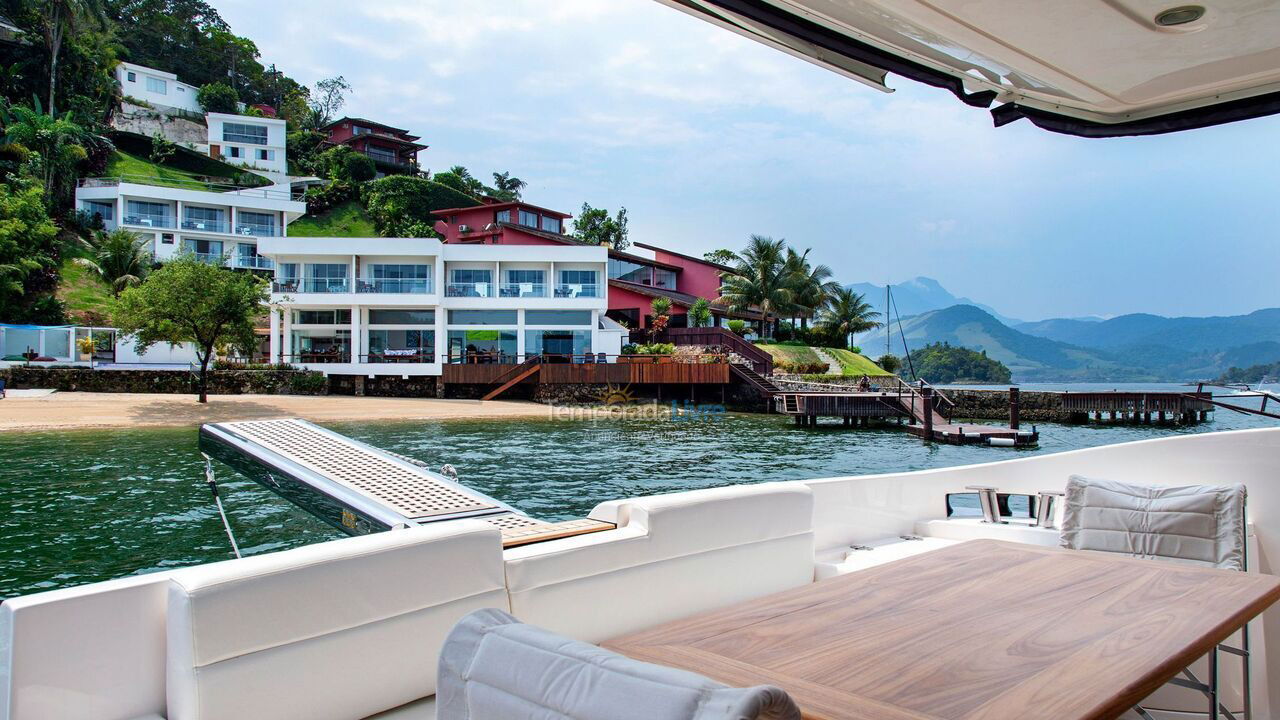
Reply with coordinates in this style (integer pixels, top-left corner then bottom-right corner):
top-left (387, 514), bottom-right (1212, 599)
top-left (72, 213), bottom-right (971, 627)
top-left (199, 418), bottom-right (615, 547)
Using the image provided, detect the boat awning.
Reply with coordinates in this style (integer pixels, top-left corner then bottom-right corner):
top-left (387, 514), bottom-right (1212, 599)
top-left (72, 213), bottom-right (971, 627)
top-left (656, 0), bottom-right (1280, 137)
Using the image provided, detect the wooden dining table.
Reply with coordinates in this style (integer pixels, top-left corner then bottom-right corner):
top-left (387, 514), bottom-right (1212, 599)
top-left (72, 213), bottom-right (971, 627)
top-left (602, 539), bottom-right (1280, 720)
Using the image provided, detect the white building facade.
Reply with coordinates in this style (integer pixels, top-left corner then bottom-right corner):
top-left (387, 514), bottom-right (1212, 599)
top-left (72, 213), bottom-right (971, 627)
top-left (259, 237), bottom-right (619, 377)
top-left (204, 112), bottom-right (289, 180)
top-left (75, 181), bottom-right (307, 270)
top-left (116, 62), bottom-right (202, 114)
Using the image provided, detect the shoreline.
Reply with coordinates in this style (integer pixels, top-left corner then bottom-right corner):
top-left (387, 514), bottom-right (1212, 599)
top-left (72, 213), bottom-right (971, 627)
top-left (0, 392), bottom-right (554, 432)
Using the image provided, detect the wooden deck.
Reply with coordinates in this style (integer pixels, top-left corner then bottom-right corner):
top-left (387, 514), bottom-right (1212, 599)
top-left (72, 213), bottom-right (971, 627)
top-left (443, 361), bottom-right (730, 386)
top-left (1060, 391), bottom-right (1213, 423)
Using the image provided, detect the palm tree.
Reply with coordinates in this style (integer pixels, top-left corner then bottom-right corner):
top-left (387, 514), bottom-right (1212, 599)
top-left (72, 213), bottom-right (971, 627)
top-left (447, 166), bottom-right (486, 197)
top-left (715, 235), bottom-right (793, 338)
top-left (76, 229), bottom-right (152, 296)
top-left (783, 247), bottom-right (839, 329)
top-left (818, 287), bottom-right (883, 346)
top-left (3, 102), bottom-right (90, 198)
top-left (491, 171), bottom-right (526, 201)
top-left (33, 0), bottom-right (106, 117)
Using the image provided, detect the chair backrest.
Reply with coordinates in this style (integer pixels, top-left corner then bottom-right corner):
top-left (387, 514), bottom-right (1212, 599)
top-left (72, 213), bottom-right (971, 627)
top-left (436, 608), bottom-right (800, 720)
top-left (1059, 475), bottom-right (1246, 570)
top-left (165, 521), bottom-right (507, 720)
top-left (504, 483), bottom-right (815, 643)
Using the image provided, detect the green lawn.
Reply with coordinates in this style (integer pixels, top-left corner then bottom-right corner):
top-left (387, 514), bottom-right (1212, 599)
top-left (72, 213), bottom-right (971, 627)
top-left (105, 150), bottom-right (226, 191)
top-left (827, 348), bottom-right (892, 376)
top-left (56, 258), bottom-right (113, 323)
top-left (287, 200), bottom-right (378, 237)
top-left (755, 343), bottom-right (824, 367)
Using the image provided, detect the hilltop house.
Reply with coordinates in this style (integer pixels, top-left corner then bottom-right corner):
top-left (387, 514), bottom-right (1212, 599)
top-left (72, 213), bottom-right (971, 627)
top-left (607, 242), bottom-right (761, 332)
top-left (116, 61), bottom-right (202, 114)
top-left (319, 117), bottom-right (426, 176)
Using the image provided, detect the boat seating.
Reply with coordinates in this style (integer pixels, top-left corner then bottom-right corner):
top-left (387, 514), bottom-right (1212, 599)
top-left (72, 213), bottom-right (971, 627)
top-left (504, 483), bottom-right (815, 643)
top-left (164, 521), bottom-right (506, 720)
top-left (814, 535), bottom-right (959, 580)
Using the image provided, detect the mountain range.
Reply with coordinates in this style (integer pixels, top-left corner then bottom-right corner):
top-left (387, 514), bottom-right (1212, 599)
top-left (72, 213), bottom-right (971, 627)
top-left (848, 280), bottom-right (1280, 381)
top-left (846, 277), bottom-right (1024, 327)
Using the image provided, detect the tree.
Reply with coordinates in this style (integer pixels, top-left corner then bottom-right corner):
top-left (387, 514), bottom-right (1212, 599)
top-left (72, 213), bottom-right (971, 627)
top-left (715, 235), bottom-right (792, 339)
top-left (196, 81), bottom-right (239, 113)
top-left (649, 297), bottom-right (671, 341)
top-left (30, 0), bottom-right (105, 117)
top-left (876, 354), bottom-right (901, 374)
top-left (817, 287), bottom-right (882, 346)
top-left (689, 297), bottom-right (712, 328)
top-left (113, 256), bottom-right (267, 402)
top-left (148, 131), bottom-right (175, 165)
top-left (445, 165), bottom-right (485, 197)
top-left (316, 145), bottom-right (374, 182)
top-left (309, 75), bottom-right (351, 126)
top-left (572, 203), bottom-right (629, 250)
top-left (74, 228), bottom-right (152, 296)
top-left (703, 249), bottom-right (739, 265)
top-left (361, 175), bottom-right (476, 237)
top-left (2, 102), bottom-right (90, 202)
top-left (0, 181), bottom-right (61, 323)
top-left (490, 171), bottom-right (526, 201)
top-left (782, 247), bottom-right (838, 329)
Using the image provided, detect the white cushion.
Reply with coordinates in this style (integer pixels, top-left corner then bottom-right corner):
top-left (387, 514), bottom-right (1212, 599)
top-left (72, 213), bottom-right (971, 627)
top-left (366, 696), bottom-right (436, 719)
top-left (504, 483), bottom-right (815, 643)
top-left (166, 521), bottom-right (507, 720)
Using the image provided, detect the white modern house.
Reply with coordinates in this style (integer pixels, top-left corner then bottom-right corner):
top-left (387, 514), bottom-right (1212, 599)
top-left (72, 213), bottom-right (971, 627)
top-left (259, 236), bottom-right (620, 376)
top-left (76, 180), bottom-right (307, 270)
top-left (205, 112), bottom-right (289, 180)
top-left (115, 61), bottom-right (202, 114)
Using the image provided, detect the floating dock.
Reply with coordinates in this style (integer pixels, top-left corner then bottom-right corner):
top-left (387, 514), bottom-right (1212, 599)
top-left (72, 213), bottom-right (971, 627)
top-left (199, 418), bottom-right (614, 547)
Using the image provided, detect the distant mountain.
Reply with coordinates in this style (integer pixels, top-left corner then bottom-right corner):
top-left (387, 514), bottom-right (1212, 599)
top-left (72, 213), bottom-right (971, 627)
top-left (1017, 309), bottom-right (1280, 352)
top-left (846, 277), bottom-right (1023, 327)
top-left (854, 305), bottom-right (1148, 381)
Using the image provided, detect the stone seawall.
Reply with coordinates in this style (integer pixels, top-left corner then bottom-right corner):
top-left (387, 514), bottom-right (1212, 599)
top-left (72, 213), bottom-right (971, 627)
top-left (944, 389), bottom-right (1073, 423)
top-left (1, 367), bottom-right (327, 396)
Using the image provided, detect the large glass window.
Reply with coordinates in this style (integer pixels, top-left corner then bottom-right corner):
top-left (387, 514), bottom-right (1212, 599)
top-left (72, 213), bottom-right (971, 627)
top-left (366, 264), bottom-right (431, 293)
top-left (303, 264), bottom-right (349, 293)
top-left (558, 270), bottom-right (600, 298)
top-left (502, 269), bottom-right (545, 297)
top-left (183, 238), bottom-right (224, 263)
top-left (291, 329), bottom-right (350, 362)
top-left (447, 268), bottom-right (492, 297)
top-left (540, 216), bottom-right (562, 234)
top-left (3, 328), bottom-right (40, 357)
top-left (183, 206), bottom-right (227, 232)
top-left (654, 268), bottom-right (677, 290)
top-left (495, 209), bottom-right (511, 223)
top-left (353, 125), bottom-right (372, 135)
top-left (518, 209), bottom-right (538, 227)
top-left (447, 330), bottom-right (517, 363)
top-left (364, 146), bottom-right (398, 164)
top-left (368, 309), bottom-right (435, 325)
top-left (448, 310), bottom-right (517, 325)
top-left (278, 263), bottom-right (299, 280)
top-left (607, 258), bottom-right (650, 284)
top-left (81, 200), bottom-right (114, 222)
top-left (146, 77), bottom-right (167, 94)
top-left (43, 329), bottom-right (71, 358)
top-left (525, 310), bottom-right (592, 326)
top-left (223, 122), bottom-right (269, 145)
top-left (525, 330), bottom-right (591, 359)
top-left (125, 200), bottom-right (173, 228)
top-left (236, 210), bottom-right (277, 237)
top-left (366, 329), bottom-right (434, 362)
top-left (293, 309), bottom-right (351, 325)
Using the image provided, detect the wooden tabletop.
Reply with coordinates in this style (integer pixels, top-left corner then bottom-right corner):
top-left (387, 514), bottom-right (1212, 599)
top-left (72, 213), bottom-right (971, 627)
top-left (603, 539), bottom-right (1280, 720)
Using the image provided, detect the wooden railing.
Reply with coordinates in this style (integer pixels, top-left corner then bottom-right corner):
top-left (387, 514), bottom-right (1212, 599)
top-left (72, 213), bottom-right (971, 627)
top-left (664, 327), bottom-right (773, 375)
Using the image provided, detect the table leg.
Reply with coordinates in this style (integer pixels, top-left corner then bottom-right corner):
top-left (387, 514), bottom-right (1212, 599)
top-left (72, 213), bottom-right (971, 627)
top-left (1209, 646), bottom-right (1219, 720)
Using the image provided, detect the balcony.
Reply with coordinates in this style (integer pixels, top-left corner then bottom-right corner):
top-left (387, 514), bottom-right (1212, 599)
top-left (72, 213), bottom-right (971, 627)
top-left (356, 278), bottom-right (432, 294)
top-left (234, 255), bottom-right (275, 270)
top-left (445, 282), bottom-right (492, 298)
top-left (234, 222), bottom-right (280, 237)
top-left (123, 213), bottom-right (175, 229)
top-left (499, 283), bottom-right (547, 298)
top-left (181, 218), bottom-right (230, 233)
top-left (274, 278), bottom-right (351, 293)
top-left (360, 349), bottom-right (436, 364)
top-left (555, 284), bottom-right (600, 298)
top-left (189, 252), bottom-right (227, 265)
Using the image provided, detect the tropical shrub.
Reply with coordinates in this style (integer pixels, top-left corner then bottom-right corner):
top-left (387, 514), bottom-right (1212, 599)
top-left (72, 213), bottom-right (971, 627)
top-left (75, 228), bottom-right (152, 296)
top-left (689, 297), bottom-right (712, 327)
top-left (727, 319), bottom-right (748, 337)
top-left (361, 175), bottom-right (477, 237)
top-left (316, 145), bottom-right (375, 182)
top-left (876, 354), bottom-right (901, 374)
top-left (197, 82), bottom-right (240, 113)
top-left (0, 182), bottom-right (62, 323)
top-left (149, 131), bottom-right (175, 165)
top-left (302, 181), bottom-right (359, 215)
top-left (775, 360), bottom-right (828, 374)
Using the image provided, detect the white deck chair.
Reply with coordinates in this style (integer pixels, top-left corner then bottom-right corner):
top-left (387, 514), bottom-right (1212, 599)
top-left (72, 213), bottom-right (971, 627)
top-left (1059, 475), bottom-right (1250, 720)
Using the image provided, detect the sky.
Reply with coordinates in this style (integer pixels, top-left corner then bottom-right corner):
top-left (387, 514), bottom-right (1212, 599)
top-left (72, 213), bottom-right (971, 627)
top-left (212, 0), bottom-right (1278, 322)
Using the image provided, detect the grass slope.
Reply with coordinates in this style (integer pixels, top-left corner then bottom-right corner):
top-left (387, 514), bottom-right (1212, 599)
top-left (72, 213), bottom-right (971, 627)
top-left (756, 343), bottom-right (822, 366)
top-left (57, 258), bottom-right (113, 323)
top-left (104, 150), bottom-right (271, 191)
top-left (827, 348), bottom-right (892, 376)
top-left (287, 200), bottom-right (377, 237)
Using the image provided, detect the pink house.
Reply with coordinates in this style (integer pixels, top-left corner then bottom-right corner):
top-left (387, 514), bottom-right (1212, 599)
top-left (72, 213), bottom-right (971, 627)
top-left (319, 117), bottom-right (426, 175)
top-left (433, 201), bottom-right (573, 245)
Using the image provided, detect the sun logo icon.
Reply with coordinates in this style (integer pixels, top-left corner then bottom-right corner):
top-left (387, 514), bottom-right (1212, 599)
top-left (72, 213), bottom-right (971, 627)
top-left (595, 383), bottom-right (636, 406)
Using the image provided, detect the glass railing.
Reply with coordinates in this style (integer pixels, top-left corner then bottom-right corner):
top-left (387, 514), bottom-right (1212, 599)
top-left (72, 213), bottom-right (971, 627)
top-left (234, 222), bottom-right (280, 237)
top-left (190, 252), bottom-right (227, 265)
top-left (181, 218), bottom-right (230, 233)
top-left (123, 213), bottom-right (176, 229)
top-left (234, 255), bottom-right (275, 270)
top-left (361, 349), bottom-right (436, 363)
top-left (273, 278), bottom-right (350, 293)
top-left (357, 279), bottom-right (432, 294)
top-left (445, 282), bottom-right (492, 298)
top-left (499, 283), bottom-right (547, 298)
top-left (554, 283), bottom-right (600, 298)
top-left (280, 352), bottom-right (351, 364)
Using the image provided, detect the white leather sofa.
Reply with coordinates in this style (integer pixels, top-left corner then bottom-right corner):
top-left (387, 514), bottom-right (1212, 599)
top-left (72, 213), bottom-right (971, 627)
top-left (165, 520), bottom-right (505, 720)
top-left (504, 482), bottom-right (816, 643)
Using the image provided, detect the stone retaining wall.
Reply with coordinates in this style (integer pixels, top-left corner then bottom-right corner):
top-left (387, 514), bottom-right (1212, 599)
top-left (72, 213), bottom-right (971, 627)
top-left (0, 367), bottom-right (327, 396)
top-left (943, 389), bottom-right (1071, 423)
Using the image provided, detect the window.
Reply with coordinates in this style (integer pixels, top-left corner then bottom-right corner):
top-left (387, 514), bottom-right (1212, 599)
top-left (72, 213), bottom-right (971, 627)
top-left (608, 258), bottom-right (651, 284)
top-left (177, 86), bottom-right (186, 93)
top-left (278, 263), bottom-right (299, 281)
top-left (447, 330), bottom-right (517, 363)
top-left (223, 122), bottom-right (269, 145)
top-left (367, 329), bottom-right (434, 357)
top-left (255, 149), bottom-right (275, 161)
top-left (237, 211), bottom-right (276, 236)
top-left (448, 310), bottom-right (518, 325)
top-left (505, 269), bottom-right (545, 284)
top-left (559, 270), bottom-right (597, 285)
top-left (308, 264), bottom-right (348, 280)
top-left (518, 209), bottom-right (538, 227)
top-left (125, 200), bottom-right (173, 227)
top-left (495, 209), bottom-right (511, 223)
top-left (449, 268), bottom-right (491, 284)
top-left (183, 205), bottom-right (226, 231)
top-left (368, 309), bottom-right (435, 325)
top-left (227, 146), bottom-right (242, 158)
top-left (368, 264), bottom-right (431, 293)
top-left (81, 200), bottom-right (114, 221)
top-left (126, 71), bottom-right (137, 83)
top-left (526, 330), bottom-right (591, 358)
top-left (540, 216), bottom-right (562, 234)
top-left (353, 126), bottom-right (372, 135)
top-left (447, 268), bottom-right (492, 297)
top-left (364, 146), bottom-right (398, 164)
top-left (146, 77), bottom-right (167, 94)
top-left (525, 310), bottom-right (592, 326)
top-left (654, 268), bottom-right (677, 290)
top-left (183, 239), bottom-right (223, 256)
top-left (294, 309), bottom-right (351, 325)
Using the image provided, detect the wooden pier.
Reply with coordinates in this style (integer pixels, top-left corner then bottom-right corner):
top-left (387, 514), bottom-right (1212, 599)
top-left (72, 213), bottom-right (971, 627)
top-left (1059, 391), bottom-right (1213, 424)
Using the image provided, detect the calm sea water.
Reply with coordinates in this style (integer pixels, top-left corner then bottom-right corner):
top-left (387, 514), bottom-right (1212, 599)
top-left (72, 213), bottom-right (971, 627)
top-left (0, 383), bottom-right (1272, 598)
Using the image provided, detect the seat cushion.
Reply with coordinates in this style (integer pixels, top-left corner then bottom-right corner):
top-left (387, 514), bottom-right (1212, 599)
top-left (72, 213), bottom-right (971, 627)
top-left (166, 521), bottom-right (507, 720)
top-left (366, 696), bottom-right (436, 719)
top-left (1059, 475), bottom-right (1246, 569)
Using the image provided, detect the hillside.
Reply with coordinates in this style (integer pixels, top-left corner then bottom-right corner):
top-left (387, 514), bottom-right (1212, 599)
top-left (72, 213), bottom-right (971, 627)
top-left (847, 277), bottom-right (1023, 326)
top-left (1017, 308), bottom-right (1280, 352)
top-left (756, 344), bottom-right (890, 376)
top-left (856, 305), bottom-right (1149, 381)
top-left (287, 201), bottom-right (377, 237)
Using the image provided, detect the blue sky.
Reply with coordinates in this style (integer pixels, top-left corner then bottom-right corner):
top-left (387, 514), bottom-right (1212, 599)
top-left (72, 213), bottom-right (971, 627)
top-left (214, 0), bottom-right (1278, 321)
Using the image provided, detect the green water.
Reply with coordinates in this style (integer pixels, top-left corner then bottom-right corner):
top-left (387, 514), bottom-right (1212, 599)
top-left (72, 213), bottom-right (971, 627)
top-left (1, 393), bottom-right (1272, 598)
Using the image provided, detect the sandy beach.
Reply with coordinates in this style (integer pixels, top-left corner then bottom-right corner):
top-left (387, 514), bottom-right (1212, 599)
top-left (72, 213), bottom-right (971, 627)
top-left (0, 392), bottom-right (551, 432)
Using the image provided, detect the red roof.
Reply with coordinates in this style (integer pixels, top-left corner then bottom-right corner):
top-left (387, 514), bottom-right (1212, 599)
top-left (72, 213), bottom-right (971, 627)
top-left (434, 201), bottom-right (572, 219)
